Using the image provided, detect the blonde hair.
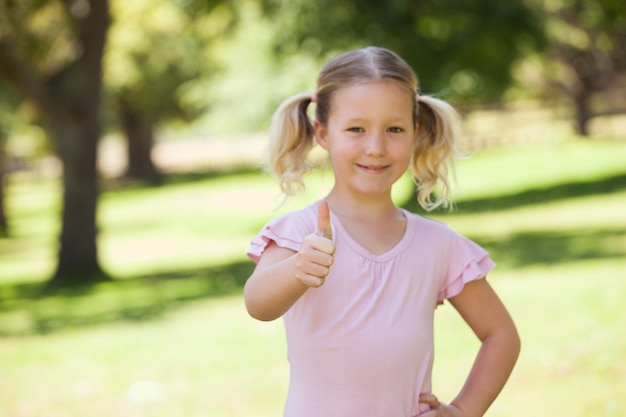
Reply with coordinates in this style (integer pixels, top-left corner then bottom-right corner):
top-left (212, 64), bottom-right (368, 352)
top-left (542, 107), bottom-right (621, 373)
top-left (266, 46), bottom-right (462, 211)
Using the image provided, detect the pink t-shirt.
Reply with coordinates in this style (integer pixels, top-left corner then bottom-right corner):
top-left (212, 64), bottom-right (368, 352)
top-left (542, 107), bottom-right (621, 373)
top-left (247, 202), bottom-right (495, 417)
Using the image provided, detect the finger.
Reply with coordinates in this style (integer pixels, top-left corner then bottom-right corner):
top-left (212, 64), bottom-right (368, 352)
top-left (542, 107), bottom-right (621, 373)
top-left (316, 200), bottom-right (332, 240)
top-left (309, 249), bottom-right (334, 267)
top-left (418, 393), bottom-right (440, 409)
top-left (295, 271), bottom-right (325, 288)
top-left (302, 234), bottom-right (335, 257)
top-left (300, 261), bottom-right (330, 279)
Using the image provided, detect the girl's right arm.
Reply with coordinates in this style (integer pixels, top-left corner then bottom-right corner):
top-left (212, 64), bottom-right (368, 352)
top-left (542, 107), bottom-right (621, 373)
top-left (244, 243), bottom-right (305, 321)
top-left (245, 201), bottom-right (335, 321)
top-left (244, 234), bottom-right (335, 321)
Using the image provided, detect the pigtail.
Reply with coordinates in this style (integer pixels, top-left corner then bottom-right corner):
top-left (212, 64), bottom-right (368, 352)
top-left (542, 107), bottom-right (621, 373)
top-left (411, 95), bottom-right (462, 211)
top-left (266, 92), bottom-right (316, 195)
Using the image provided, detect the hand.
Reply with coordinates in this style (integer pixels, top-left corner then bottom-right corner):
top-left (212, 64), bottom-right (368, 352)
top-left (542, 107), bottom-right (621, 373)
top-left (418, 393), bottom-right (463, 417)
top-left (294, 200), bottom-right (335, 287)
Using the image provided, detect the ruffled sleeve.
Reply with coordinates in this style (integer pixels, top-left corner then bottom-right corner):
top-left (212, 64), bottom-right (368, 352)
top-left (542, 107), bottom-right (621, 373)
top-left (437, 234), bottom-right (495, 303)
top-left (247, 205), bottom-right (316, 263)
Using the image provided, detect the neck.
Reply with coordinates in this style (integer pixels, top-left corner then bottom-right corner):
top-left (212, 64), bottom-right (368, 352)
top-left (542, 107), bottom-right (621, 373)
top-left (325, 190), bottom-right (401, 220)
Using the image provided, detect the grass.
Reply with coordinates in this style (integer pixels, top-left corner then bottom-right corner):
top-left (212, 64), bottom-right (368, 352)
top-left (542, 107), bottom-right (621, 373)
top-left (1, 137), bottom-right (626, 416)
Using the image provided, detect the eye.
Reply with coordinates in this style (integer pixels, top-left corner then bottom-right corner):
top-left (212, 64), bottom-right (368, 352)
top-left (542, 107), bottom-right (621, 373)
top-left (388, 126), bottom-right (405, 133)
top-left (347, 127), bottom-right (365, 133)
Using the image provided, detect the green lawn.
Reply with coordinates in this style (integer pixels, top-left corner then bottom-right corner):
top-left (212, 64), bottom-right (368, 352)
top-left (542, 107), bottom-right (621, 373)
top-left (1, 137), bottom-right (625, 416)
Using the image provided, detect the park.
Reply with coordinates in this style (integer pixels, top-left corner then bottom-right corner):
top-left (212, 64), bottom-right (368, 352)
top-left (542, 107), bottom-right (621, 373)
top-left (1, 1), bottom-right (625, 416)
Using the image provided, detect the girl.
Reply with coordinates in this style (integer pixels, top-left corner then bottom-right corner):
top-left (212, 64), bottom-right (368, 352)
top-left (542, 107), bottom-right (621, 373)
top-left (244, 46), bottom-right (520, 417)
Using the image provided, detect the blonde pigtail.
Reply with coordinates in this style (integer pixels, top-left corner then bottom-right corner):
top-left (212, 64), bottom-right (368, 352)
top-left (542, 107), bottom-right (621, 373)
top-left (266, 92), bottom-right (316, 195)
top-left (411, 95), bottom-right (463, 211)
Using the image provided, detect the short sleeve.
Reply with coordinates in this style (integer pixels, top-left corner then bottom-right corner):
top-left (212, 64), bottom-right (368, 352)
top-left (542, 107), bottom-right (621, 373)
top-left (437, 234), bottom-right (495, 303)
top-left (247, 206), bottom-right (316, 263)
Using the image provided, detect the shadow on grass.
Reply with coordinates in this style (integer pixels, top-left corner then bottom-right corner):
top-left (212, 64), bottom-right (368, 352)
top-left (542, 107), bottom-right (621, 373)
top-left (402, 173), bottom-right (626, 214)
top-left (474, 227), bottom-right (626, 270)
top-left (103, 166), bottom-right (262, 192)
top-left (0, 260), bottom-right (255, 337)
top-left (3, 226), bottom-right (624, 337)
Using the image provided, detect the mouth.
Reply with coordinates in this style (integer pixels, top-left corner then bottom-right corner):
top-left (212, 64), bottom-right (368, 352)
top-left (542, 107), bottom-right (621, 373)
top-left (356, 163), bottom-right (390, 174)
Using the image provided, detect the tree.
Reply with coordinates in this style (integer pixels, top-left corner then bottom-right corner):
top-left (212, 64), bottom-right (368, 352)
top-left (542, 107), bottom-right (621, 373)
top-left (0, 0), bottom-right (110, 286)
top-left (104, 0), bottom-right (236, 183)
top-left (260, 0), bottom-right (545, 106)
top-left (526, 0), bottom-right (626, 136)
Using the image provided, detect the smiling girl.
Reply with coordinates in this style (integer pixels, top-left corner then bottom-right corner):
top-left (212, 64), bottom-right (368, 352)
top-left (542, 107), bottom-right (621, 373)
top-left (244, 46), bottom-right (520, 417)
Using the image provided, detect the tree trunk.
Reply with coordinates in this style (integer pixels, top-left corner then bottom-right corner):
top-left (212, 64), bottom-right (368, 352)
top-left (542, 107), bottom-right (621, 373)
top-left (47, 114), bottom-right (105, 286)
top-left (0, 139), bottom-right (7, 237)
top-left (119, 98), bottom-right (162, 184)
top-left (573, 90), bottom-right (591, 137)
top-left (44, 0), bottom-right (111, 287)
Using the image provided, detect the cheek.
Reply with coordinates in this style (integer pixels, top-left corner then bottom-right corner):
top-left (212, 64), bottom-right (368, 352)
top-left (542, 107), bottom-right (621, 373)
top-left (326, 146), bottom-right (348, 165)
top-left (394, 138), bottom-right (414, 157)
top-left (395, 144), bottom-right (414, 172)
top-left (325, 143), bottom-right (356, 171)
top-left (324, 135), bottom-right (352, 155)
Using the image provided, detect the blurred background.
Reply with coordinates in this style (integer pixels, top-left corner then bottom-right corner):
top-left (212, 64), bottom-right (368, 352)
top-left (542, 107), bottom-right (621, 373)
top-left (0, 0), bottom-right (625, 416)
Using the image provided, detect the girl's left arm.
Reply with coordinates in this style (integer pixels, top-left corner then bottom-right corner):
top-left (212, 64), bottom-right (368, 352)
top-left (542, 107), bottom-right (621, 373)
top-left (446, 278), bottom-right (521, 417)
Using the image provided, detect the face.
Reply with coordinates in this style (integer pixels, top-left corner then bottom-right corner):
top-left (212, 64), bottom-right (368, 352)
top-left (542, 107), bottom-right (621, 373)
top-left (314, 81), bottom-right (417, 199)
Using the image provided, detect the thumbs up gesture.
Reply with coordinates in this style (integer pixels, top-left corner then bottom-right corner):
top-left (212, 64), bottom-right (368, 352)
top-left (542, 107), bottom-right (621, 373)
top-left (295, 200), bottom-right (336, 288)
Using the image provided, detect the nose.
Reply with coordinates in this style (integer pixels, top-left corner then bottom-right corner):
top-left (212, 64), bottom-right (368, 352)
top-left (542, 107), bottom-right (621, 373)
top-left (365, 131), bottom-right (386, 156)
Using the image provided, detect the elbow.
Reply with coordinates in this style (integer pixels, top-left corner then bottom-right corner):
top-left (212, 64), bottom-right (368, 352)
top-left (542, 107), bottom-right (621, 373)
top-left (245, 302), bottom-right (279, 322)
top-left (499, 320), bottom-right (522, 364)
top-left (511, 324), bottom-right (522, 360)
top-left (244, 283), bottom-right (280, 322)
top-left (485, 319), bottom-right (521, 363)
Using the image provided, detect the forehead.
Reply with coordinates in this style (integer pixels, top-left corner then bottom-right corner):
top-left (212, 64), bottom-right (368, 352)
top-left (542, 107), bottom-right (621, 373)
top-left (329, 81), bottom-right (414, 120)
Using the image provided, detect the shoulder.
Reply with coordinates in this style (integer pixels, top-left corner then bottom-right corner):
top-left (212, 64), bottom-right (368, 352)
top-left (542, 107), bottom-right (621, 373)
top-left (403, 210), bottom-right (483, 254)
top-left (266, 202), bottom-right (317, 233)
top-left (247, 202), bottom-right (318, 262)
top-left (403, 210), bottom-right (456, 238)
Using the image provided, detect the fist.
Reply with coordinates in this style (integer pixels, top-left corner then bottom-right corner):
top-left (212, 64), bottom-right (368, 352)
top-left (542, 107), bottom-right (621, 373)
top-left (295, 200), bottom-right (335, 287)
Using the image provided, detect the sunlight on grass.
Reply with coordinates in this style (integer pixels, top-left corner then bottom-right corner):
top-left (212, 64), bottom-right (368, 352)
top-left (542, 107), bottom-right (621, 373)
top-left (454, 139), bottom-right (626, 199)
top-left (488, 261), bottom-right (626, 417)
top-left (436, 191), bottom-right (626, 238)
top-left (429, 258), bottom-right (626, 417)
top-left (435, 260), bottom-right (626, 417)
top-left (0, 296), bottom-right (289, 417)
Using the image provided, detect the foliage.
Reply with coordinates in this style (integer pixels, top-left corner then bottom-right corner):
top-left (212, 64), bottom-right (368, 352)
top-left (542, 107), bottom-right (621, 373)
top-left (104, 0), bottom-right (236, 129)
top-left (0, 0), bottom-right (78, 75)
top-left (260, 0), bottom-right (545, 104)
top-left (191, 0), bottom-right (323, 135)
top-left (522, 0), bottom-right (626, 135)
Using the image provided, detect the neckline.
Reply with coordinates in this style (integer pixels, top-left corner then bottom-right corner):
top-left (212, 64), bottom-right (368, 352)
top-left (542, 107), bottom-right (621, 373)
top-left (329, 208), bottom-right (415, 262)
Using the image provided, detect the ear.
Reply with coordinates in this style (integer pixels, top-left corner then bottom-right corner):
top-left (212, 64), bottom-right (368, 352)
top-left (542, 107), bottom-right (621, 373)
top-left (413, 122), bottom-right (419, 142)
top-left (314, 120), bottom-right (330, 150)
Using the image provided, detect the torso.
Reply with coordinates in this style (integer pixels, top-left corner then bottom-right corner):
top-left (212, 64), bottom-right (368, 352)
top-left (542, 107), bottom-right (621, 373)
top-left (283, 207), bottom-right (439, 417)
top-left (247, 201), bottom-right (493, 417)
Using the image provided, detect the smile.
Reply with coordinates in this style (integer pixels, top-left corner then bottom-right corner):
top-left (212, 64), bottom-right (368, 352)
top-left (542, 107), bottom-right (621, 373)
top-left (356, 164), bottom-right (390, 174)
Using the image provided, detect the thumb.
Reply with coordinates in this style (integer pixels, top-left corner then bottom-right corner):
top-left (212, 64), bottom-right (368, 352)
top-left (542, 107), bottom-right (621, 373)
top-left (316, 200), bottom-right (333, 240)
